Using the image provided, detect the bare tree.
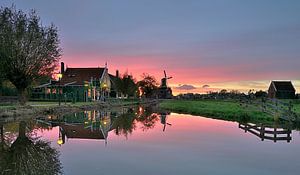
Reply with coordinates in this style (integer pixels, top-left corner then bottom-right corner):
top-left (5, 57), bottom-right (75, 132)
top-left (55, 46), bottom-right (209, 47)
top-left (0, 5), bottom-right (61, 105)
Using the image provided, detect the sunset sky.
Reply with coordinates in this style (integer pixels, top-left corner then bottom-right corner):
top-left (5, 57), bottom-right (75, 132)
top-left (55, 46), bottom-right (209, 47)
top-left (2, 0), bottom-right (299, 94)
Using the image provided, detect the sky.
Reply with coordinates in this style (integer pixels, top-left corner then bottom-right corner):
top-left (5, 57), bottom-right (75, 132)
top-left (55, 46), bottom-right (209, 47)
top-left (1, 0), bottom-right (300, 94)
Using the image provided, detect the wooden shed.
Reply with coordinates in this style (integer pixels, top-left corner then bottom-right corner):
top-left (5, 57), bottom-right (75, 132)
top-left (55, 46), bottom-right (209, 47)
top-left (268, 81), bottom-right (296, 99)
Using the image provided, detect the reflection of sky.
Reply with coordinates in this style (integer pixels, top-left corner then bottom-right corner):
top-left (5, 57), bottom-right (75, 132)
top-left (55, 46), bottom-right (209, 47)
top-left (34, 113), bottom-right (300, 175)
top-left (1, 0), bottom-right (300, 94)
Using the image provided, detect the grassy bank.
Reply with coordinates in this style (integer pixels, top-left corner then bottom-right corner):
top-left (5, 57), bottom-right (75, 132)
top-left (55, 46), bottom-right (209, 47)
top-left (292, 100), bottom-right (300, 114)
top-left (0, 99), bottom-right (140, 108)
top-left (0, 99), bottom-right (154, 119)
top-left (160, 99), bottom-right (274, 123)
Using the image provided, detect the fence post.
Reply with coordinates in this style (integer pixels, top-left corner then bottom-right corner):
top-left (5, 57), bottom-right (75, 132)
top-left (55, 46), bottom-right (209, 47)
top-left (64, 93), bottom-right (67, 105)
top-left (287, 129), bottom-right (291, 143)
top-left (288, 101), bottom-right (292, 113)
top-left (245, 124), bottom-right (248, 133)
top-left (274, 127), bottom-right (277, 143)
top-left (275, 99), bottom-right (278, 113)
top-left (260, 124), bottom-right (265, 141)
top-left (261, 97), bottom-right (266, 112)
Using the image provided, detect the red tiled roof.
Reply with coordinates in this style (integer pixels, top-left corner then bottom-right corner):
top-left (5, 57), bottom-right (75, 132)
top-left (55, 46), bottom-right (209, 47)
top-left (60, 68), bottom-right (105, 86)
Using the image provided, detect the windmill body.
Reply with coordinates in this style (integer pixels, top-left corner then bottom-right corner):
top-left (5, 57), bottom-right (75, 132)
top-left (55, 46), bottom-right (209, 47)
top-left (158, 70), bottom-right (173, 99)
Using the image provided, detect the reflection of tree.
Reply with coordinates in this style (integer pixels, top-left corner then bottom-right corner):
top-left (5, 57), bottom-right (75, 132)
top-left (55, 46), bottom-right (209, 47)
top-left (0, 123), bottom-right (4, 149)
top-left (111, 106), bottom-right (164, 137)
top-left (136, 107), bottom-right (159, 131)
top-left (0, 123), bottom-right (6, 168)
top-left (113, 112), bottom-right (136, 138)
top-left (0, 121), bottom-right (62, 175)
top-left (137, 113), bottom-right (159, 131)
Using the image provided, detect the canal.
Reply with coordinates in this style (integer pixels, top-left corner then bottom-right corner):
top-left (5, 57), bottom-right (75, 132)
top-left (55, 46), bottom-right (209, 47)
top-left (0, 106), bottom-right (299, 175)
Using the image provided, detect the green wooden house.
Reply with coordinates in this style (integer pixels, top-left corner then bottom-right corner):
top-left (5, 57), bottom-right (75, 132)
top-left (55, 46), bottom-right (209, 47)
top-left (31, 62), bottom-right (119, 102)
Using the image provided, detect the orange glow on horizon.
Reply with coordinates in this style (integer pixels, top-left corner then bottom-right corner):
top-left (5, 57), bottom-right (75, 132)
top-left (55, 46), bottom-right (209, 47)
top-left (60, 56), bottom-right (300, 95)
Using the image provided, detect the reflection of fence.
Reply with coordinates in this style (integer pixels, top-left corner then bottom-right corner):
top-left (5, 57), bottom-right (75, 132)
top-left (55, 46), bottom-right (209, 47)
top-left (0, 96), bottom-right (18, 104)
top-left (240, 98), bottom-right (297, 122)
top-left (239, 123), bottom-right (292, 143)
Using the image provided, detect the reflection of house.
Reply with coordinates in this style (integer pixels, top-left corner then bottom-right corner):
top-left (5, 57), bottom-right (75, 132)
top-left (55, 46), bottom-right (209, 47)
top-left (268, 81), bottom-right (296, 99)
top-left (60, 124), bottom-right (106, 140)
top-left (57, 110), bottom-right (115, 145)
top-left (239, 123), bottom-right (291, 143)
top-left (32, 62), bottom-right (120, 102)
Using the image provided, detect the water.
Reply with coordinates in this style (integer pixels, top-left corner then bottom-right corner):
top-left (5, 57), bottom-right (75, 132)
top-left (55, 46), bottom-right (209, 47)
top-left (1, 106), bottom-right (300, 175)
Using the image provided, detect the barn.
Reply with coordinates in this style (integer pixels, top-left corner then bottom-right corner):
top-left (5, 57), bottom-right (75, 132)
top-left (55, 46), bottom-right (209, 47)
top-left (268, 81), bottom-right (296, 99)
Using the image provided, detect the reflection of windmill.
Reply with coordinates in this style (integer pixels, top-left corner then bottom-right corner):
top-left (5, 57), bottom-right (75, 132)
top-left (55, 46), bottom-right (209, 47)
top-left (160, 113), bottom-right (172, 132)
top-left (158, 70), bottom-right (173, 99)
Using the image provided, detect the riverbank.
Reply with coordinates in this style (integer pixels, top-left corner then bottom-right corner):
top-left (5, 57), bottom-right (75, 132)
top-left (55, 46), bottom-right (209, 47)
top-left (0, 99), bottom-right (158, 120)
top-left (160, 99), bottom-right (292, 124)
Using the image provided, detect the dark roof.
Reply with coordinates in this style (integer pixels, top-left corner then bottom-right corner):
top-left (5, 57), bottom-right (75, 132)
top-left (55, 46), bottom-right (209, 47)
top-left (34, 80), bottom-right (60, 88)
top-left (272, 81), bottom-right (295, 92)
top-left (61, 68), bottom-right (105, 86)
top-left (109, 74), bottom-right (117, 80)
top-left (61, 124), bottom-right (106, 140)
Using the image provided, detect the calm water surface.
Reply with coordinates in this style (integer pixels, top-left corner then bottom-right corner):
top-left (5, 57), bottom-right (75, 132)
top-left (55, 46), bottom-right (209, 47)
top-left (1, 106), bottom-right (299, 175)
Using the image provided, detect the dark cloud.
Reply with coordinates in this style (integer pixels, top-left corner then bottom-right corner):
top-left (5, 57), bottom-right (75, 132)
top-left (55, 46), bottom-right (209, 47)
top-left (175, 84), bottom-right (197, 90)
top-left (202, 84), bottom-right (210, 88)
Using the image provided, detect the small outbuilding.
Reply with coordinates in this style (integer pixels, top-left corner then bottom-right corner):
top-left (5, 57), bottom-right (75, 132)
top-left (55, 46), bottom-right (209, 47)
top-left (268, 81), bottom-right (296, 99)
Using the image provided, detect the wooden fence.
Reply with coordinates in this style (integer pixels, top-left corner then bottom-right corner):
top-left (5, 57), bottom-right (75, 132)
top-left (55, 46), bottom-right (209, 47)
top-left (240, 98), bottom-right (297, 122)
top-left (239, 123), bottom-right (292, 142)
top-left (0, 96), bottom-right (18, 104)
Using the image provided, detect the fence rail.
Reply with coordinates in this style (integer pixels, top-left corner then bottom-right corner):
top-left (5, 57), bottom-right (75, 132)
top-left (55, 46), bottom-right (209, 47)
top-left (240, 98), bottom-right (297, 122)
top-left (239, 123), bottom-right (292, 142)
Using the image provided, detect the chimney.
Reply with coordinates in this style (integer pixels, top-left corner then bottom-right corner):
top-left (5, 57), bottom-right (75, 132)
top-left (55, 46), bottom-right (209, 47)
top-left (116, 70), bottom-right (119, 78)
top-left (61, 62), bottom-right (65, 73)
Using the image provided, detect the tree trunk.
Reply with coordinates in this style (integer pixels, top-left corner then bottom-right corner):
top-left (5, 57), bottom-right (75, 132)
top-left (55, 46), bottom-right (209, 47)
top-left (0, 124), bottom-right (3, 144)
top-left (18, 121), bottom-right (26, 138)
top-left (0, 82), bottom-right (2, 96)
top-left (18, 88), bottom-right (27, 105)
top-left (11, 121), bottom-right (32, 150)
top-left (0, 124), bottom-right (3, 151)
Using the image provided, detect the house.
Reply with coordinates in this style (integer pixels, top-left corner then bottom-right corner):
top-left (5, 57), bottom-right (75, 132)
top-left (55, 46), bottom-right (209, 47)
top-left (268, 81), bottom-right (296, 99)
top-left (31, 62), bottom-right (120, 102)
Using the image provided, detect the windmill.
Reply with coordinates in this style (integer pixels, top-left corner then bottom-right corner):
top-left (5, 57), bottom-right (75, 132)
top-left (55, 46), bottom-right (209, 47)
top-left (158, 70), bottom-right (173, 99)
top-left (161, 70), bottom-right (173, 88)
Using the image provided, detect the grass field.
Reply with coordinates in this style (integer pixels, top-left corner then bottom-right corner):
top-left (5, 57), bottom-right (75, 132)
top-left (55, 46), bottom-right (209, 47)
top-left (159, 99), bottom-right (276, 123)
top-left (292, 100), bottom-right (300, 114)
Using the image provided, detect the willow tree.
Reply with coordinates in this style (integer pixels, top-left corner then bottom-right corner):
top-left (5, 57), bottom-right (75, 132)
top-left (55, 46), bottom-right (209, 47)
top-left (0, 121), bottom-right (62, 175)
top-left (0, 6), bottom-right (61, 105)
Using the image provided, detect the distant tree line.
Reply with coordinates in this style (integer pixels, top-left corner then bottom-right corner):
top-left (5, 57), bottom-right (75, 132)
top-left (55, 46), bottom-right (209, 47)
top-left (176, 89), bottom-right (268, 100)
top-left (114, 72), bottom-right (159, 99)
